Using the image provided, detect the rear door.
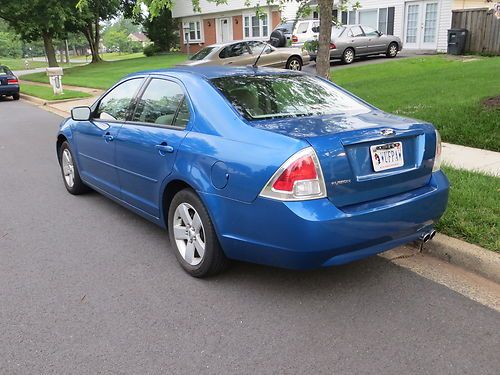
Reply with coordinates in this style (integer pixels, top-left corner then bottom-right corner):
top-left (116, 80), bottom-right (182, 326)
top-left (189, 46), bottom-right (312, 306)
top-left (114, 77), bottom-right (191, 218)
top-left (75, 77), bottom-right (144, 197)
top-left (347, 26), bottom-right (370, 55)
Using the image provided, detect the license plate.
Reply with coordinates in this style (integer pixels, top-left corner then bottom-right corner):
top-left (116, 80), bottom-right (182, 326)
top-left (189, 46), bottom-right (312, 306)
top-left (370, 142), bottom-right (404, 172)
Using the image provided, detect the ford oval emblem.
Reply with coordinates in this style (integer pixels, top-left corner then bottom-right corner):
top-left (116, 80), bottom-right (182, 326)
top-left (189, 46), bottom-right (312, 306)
top-left (380, 129), bottom-right (395, 136)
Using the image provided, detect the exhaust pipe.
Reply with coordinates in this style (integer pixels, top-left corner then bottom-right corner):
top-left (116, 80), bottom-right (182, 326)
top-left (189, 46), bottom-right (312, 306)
top-left (429, 230), bottom-right (436, 240)
top-left (420, 230), bottom-right (436, 243)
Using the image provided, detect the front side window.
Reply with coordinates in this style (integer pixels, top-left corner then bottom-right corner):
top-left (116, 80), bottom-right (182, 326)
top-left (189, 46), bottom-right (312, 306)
top-left (132, 79), bottom-right (188, 128)
top-left (247, 41), bottom-right (272, 55)
top-left (362, 25), bottom-right (379, 37)
top-left (96, 78), bottom-right (143, 121)
top-left (211, 74), bottom-right (370, 120)
top-left (243, 13), bottom-right (269, 38)
top-left (219, 42), bottom-right (250, 59)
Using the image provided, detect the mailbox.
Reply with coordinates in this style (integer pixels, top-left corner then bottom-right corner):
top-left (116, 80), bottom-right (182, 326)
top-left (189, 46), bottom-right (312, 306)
top-left (46, 67), bottom-right (64, 95)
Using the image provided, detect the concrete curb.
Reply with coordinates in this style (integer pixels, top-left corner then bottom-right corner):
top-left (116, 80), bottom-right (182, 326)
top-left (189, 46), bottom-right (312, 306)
top-left (421, 233), bottom-right (500, 284)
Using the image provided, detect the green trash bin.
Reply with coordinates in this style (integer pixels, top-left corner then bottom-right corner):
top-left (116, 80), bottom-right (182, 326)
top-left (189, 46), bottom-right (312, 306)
top-left (447, 28), bottom-right (468, 55)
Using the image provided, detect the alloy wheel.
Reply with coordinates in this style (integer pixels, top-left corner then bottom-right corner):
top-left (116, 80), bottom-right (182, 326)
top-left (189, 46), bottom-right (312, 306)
top-left (173, 202), bottom-right (206, 266)
top-left (389, 44), bottom-right (398, 57)
top-left (288, 59), bottom-right (301, 70)
top-left (344, 49), bottom-right (354, 63)
top-left (62, 149), bottom-right (75, 188)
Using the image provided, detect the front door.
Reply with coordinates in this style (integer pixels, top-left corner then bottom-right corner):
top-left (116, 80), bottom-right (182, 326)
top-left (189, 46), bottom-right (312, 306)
top-left (218, 18), bottom-right (231, 43)
top-left (115, 77), bottom-right (191, 218)
top-left (405, 1), bottom-right (439, 50)
top-left (75, 77), bottom-right (144, 197)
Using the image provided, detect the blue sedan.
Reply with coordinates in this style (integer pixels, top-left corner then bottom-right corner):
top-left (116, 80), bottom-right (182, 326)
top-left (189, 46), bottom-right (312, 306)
top-left (0, 65), bottom-right (20, 100)
top-left (57, 66), bottom-right (449, 277)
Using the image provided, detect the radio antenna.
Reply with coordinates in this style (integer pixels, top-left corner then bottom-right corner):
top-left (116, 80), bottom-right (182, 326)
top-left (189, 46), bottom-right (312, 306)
top-left (252, 42), bottom-right (269, 68)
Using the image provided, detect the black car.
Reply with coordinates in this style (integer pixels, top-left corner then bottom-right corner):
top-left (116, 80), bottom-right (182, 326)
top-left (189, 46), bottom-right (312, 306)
top-left (0, 65), bottom-right (20, 100)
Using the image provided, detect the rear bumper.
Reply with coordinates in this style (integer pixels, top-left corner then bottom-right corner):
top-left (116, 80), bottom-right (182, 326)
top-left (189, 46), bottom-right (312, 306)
top-left (202, 171), bottom-right (449, 270)
top-left (0, 85), bottom-right (20, 95)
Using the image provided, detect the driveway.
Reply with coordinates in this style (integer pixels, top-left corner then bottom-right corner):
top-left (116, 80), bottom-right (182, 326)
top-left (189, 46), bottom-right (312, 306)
top-left (0, 100), bottom-right (499, 374)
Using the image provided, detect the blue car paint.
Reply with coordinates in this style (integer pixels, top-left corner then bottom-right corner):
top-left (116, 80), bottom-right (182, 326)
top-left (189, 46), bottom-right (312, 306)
top-left (58, 66), bottom-right (449, 270)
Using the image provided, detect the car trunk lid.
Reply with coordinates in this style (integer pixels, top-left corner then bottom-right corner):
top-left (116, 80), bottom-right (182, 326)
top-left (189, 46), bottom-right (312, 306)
top-left (252, 111), bottom-right (437, 208)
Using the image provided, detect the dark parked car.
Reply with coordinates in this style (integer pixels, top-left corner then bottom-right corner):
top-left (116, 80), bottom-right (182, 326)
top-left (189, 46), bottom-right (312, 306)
top-left (0, 65), bottom-right (20, 100)
top-left (57, 66), bottom-right (448, 278)
top-left (308, 24), bottom-right (402, 64)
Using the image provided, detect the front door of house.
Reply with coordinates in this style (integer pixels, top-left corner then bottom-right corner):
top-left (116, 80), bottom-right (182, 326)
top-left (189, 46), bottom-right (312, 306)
top-left (218, 18), bottom-right (231, 43)
top-left (404, 1), bottom-right (439, 50)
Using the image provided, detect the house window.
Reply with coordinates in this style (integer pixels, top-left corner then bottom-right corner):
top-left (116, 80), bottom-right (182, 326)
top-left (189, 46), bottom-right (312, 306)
top-left (378, 8), bottom-right (388, 34)
top-left (348, 11), bottom-right (357, 24)
top-left (243, 13), bottom-right (269, 38)
top-left (359, 9), bottom-right (378, 30)
top-left (183, 21), bottom-right (202, 43)
top-left (342, 7), bottom-right (394, 35)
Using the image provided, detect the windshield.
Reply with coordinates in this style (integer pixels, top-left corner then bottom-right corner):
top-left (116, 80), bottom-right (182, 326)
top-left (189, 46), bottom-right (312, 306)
top-left (211, 74), bottom-right (370, 120)
top-left (189, 47), bottom-right (215, 61)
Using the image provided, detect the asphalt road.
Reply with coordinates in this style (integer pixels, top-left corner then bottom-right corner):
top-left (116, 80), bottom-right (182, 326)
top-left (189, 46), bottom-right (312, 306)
top-left (1, 100), bottom-right (499, 375)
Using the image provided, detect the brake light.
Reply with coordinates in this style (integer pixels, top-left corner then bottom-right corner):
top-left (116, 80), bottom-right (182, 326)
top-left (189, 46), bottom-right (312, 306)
top-left (260, 147), bottom-right (327, 201)
top-left (329, 43), bottom-right (336, 49)
top-left (432, 129), bottom-right (442, 172)
top-left (7, 78), bottom-right (18, 85)
top-left (292, 35), bottom-right (298, 43)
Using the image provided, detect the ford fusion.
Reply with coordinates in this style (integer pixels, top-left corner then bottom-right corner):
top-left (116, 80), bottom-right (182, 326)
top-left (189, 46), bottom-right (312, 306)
top-left (57, 67), bottom-right (449, 277)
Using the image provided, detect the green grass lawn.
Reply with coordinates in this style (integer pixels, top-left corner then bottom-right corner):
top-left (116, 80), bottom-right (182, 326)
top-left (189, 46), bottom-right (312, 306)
top-left (21, 53), bottom-right (187, 90)
top-left (437, 166), bottom-right (499, 252)
top-left (21, 83), bottom-right (91, 101)
top-left (333, 56), bottom-right (500, 152)
top-left (0, 57), bottom-right (80, 71)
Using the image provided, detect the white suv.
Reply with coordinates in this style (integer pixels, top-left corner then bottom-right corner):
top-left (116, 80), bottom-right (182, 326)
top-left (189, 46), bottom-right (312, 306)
top-left (292, 20), bottom-right (319, 47)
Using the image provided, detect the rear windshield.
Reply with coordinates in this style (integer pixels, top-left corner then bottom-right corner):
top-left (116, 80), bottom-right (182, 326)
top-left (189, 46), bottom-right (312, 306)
top-left (275, 21), bottom-right (294, 33)
top-left (211, 74), bottom-right (370, 120)
top-left (189, 47), bottom-right (215, 61)
top-left (0, 66), bottom-right (13, 75)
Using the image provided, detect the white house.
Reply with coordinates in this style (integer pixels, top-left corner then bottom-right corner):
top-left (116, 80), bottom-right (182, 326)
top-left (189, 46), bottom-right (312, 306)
top-left (171, 0), bottom-right (494, 53)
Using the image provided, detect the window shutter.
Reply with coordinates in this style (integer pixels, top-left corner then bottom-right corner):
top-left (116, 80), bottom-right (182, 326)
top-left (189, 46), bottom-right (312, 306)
top-left (341, 11), bottom-right (347, 25)
top-left (387, 7), bottom-right (395, 35)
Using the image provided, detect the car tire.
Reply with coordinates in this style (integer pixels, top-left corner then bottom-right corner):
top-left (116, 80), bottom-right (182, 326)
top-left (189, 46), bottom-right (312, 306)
top-left (168, 188), bottom-right (229, 278)
top-left (342, 48), bottom-right (355, 64)
top-left (12, 93), bottom-right (20, 100)
top-left (286, 56), bottom-right (302, 71)
top-left (59, 141), bottom-right (90, 195)
top-left (386, 42), bottom-right (398, 58)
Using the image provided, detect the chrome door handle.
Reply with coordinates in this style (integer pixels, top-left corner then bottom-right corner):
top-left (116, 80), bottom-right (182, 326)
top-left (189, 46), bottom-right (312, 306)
top-left (156, 144), bottom-right (174, 154)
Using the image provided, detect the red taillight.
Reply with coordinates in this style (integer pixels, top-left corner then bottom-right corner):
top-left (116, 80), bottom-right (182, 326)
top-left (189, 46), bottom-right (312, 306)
top-left (259, 147), bottom-right (326, 201)
top-left (329, 43), bottom-right (336, 49)
top-left (7, 78), bottom-right (18, 85)
top-left (292, 35), bottom-right (298, 43)
top-left (272, 155), bottom-right (317, 192)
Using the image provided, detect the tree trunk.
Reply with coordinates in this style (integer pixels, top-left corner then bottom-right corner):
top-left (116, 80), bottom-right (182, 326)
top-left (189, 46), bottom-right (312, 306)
top-left (82, 23), bottom-right (102, 63)
top-left (65, 40), bottom-right (70, 64)
top-left (42, 32), bottom-right (59, 67)
top-left (316, 0), bottom-right (333, 79)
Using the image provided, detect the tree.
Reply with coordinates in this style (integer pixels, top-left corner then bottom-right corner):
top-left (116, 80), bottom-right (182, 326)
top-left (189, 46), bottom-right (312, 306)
top-left (75, 0), bottom-right (122, 63)
top-left (136, 0), bottom-right (359, 78)
top-left (0, 0), bottom-right (71, 67)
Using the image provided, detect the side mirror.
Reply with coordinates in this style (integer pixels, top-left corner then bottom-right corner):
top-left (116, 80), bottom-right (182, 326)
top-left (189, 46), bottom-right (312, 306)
top-left (71, 106), bottom-right (91, 121)
top-left (377, 31), bottom-right (383, 37)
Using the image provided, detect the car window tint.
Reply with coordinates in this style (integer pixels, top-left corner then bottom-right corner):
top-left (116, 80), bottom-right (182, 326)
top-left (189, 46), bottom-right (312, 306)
top-left (296, 22), bottom-right (308, 34)
top-left (96, 78), bottom-right (143, 121)
top-left (132, 79), bottom-right (185, 126)
top-left (350, 26), bottom-right (364, 37)
top-left (173, 99), bottom-right (190, 129)
top-left (362, 26), bottom-right (379, 37)
top-left (219, 42), bottom-right (249, 59)
top-left (247, 41), bottom-right (271, 54)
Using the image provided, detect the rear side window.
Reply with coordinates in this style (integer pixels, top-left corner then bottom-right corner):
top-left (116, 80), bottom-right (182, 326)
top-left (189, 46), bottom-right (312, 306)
top-left (350, 26), bottom-right (364, 37)
top-left (96, 78), bottom-right (143, 121)
top-left (296, 22), bottom-right (308, 34)
top-left (132, 78), bottom-right (189, 128)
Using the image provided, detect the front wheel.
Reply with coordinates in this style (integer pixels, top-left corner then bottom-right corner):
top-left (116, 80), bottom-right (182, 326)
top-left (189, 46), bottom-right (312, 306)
top-left (168, 189), bottom-right (229, 278)
top-left (286, 56), bottom-right (302, 71)
top-left (342, 48), bottom-right (355, 64)
top-left (386, 42), bottom-right (398, 58)
top-left (59, 141), bottom-right (89, 195)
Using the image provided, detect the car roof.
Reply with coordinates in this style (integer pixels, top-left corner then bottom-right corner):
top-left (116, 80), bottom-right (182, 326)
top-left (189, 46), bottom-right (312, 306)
top-left (128, 65), bottom-right (304, 80)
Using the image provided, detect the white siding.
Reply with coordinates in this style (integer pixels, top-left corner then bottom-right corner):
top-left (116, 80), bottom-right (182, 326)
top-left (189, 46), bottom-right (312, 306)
top-left (172, 0), bottom-right (296, 18)
top-left (437, 0), bottom-right (453, 52)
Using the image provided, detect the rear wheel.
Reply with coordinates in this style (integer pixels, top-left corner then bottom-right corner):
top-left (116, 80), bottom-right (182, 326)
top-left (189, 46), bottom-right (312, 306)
top-left (386, 42), bottom-right (398, 58)
top-left (12, 93), bottom-right (20, 100)
top-left (59, 141), bottom-right (89, 195)
top-left (168, 188), bottom-right (229, 278)
top-left (286, 56), bottom-right (302, 71)
top-left (342, 48), bottom-right (355, 64)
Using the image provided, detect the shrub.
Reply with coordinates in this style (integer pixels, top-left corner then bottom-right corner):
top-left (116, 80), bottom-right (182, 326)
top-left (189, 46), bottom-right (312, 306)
top-left (143, 44), bottom-right (161, 57)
